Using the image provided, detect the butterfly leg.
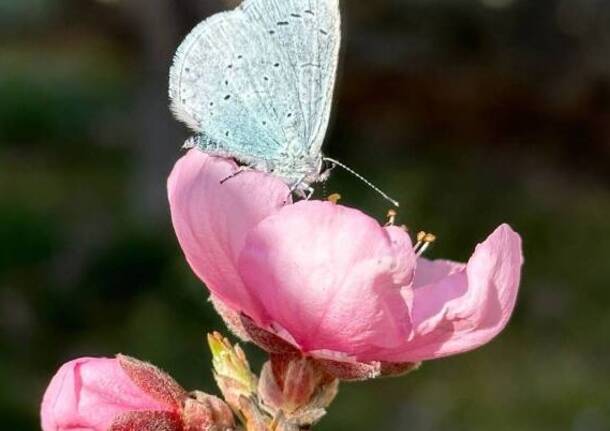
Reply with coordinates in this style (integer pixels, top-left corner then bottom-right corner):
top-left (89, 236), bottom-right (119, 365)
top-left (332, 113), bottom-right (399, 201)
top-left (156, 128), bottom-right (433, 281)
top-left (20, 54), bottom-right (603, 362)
top-left (220, 167), bottom-right (249, 185)
top-left (285, 175), bottom-right (316, 203)
top-left (303, 184), bottom-right (315, 200)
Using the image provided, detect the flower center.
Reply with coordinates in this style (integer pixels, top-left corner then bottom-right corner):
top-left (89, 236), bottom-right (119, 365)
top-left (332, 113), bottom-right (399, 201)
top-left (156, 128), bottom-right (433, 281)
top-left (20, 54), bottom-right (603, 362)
top-left (385, 209), bottom-right (437, 256)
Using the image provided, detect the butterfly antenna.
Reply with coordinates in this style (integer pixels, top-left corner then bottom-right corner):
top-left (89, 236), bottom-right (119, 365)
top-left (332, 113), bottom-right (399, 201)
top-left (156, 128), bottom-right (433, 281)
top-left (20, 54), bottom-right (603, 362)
top-left (323, 157), bottom-right (400, 208)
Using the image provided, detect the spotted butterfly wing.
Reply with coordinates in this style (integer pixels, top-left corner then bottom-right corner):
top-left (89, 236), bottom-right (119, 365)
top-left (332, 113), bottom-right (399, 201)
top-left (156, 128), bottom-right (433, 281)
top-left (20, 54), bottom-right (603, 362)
top-left (169, 0), bottom-right (341, 187)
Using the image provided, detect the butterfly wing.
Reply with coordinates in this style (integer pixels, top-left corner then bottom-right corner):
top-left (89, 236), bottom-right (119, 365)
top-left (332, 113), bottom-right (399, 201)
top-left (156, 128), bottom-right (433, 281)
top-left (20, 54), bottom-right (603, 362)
top-left (169, 0), bottom-right (341, 170)
top-left (241, 0), bottom-right (341, 158)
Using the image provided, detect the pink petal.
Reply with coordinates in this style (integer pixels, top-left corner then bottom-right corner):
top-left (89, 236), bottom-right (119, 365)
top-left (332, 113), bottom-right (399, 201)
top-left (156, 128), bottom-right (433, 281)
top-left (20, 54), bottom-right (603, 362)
top-left (168, 150), bottom-right (290, 321)
top-left (238, 201), bottom-right (415, 360)
top-left (388, 224), bottom-right (523, 362)
top-left (413, 258), bottom-right (465, 288)
top-left (40, 358), bottom-right (167, 431)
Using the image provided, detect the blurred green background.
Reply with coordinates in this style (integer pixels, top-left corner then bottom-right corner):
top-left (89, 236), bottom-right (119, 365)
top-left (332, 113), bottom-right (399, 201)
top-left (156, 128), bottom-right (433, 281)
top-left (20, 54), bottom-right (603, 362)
top-left (1, 0), bottom-right (610, 430)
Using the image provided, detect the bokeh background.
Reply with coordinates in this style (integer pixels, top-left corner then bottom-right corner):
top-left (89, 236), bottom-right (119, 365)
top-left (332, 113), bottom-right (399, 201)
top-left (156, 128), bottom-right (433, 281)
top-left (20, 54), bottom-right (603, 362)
top-left (2, 0), bottom-right (610, 430)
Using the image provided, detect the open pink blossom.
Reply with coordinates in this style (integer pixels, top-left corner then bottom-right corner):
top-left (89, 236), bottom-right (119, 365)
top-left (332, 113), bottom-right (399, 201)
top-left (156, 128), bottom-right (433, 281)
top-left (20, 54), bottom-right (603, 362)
top-left (40, 355), bottom-right (233, 431)
top-left (168, 150), bottom-right (523, 380)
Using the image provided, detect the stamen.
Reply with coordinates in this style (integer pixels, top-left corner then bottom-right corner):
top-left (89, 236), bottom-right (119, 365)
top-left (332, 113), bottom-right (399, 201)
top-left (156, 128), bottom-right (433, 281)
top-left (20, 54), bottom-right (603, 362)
top-left (414, 231), bottom-right (426, 250)
top-left (385, 209), bottom-right (398, 226)
top-left (416, 231), bottom-right (427, 243)
top-left (424, 233), bottom-right (437, 243)
top-left (417, 242), bottom-right (432, 256)
top-left (414, 231), bottom-right (437, 256)
top-left (327, 193), bottom-right (342, 204)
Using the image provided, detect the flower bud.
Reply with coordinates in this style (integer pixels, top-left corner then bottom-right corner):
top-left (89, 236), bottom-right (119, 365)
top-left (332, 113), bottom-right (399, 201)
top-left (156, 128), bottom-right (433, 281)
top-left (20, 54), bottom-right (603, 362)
top-left (208, 332), bottom-right (257, 409)
top-left (258, 355), bottom-right (338, 428)
top-left (182, 391), bottom-right (235, 431)
top-left (238, 396), bottom-right (272, 431)
top-left (40, 357), bottom-right (182, 431)
top-left (41, 355), bottom-right (236, 431)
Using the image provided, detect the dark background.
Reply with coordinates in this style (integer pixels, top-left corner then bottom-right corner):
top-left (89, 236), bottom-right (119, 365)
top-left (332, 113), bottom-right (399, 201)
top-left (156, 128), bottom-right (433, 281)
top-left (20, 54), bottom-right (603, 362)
top-left (1, 0), bottom-right (610, 430)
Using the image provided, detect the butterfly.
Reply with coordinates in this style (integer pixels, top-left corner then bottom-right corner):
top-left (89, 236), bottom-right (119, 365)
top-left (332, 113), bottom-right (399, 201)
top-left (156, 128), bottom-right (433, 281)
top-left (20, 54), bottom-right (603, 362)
top-left (169, 0), bottom-right (341, 198)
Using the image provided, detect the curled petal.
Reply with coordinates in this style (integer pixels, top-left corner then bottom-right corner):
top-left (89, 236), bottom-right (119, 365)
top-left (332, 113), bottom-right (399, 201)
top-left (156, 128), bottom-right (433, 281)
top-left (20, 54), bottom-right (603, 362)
top-left (390, 224), bottom-right (523, 362)
top-left (168, 151), bottom-right (290, 321)
top-left (413, 258), bottom-right (465, 288)
top-left (238, 201), bottom-right (415, 359)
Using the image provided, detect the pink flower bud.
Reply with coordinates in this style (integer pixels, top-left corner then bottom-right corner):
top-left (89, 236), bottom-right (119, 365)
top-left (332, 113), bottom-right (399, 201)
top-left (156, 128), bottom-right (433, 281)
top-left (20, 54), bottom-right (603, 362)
top-left (258, 354), bottom-right (338, 427)
top-left (182, 392), bottom-right (235, 431)
top-left (40, 355), bottom-right (235, 431)
top-left (40, 357), bottom-right (181, 431)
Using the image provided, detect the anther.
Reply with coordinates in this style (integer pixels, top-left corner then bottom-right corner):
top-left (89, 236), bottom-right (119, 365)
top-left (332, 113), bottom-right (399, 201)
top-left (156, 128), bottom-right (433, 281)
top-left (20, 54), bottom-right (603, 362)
top-left (385, 209), bottom-right (398, 226)
top-left (414, 231), bottom-right (437, 256)
top-left (416, 231), bottom-right (427, 243)
top-left (327, 193), bottom-right (342, 204)
top-left (423, 233), bottom-right (437, 243)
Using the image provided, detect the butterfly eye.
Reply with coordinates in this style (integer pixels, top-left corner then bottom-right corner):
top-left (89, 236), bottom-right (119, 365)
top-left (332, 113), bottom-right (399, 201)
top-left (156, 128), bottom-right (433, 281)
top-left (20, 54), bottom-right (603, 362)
top-left (322, 159), bottom-right (336, 174)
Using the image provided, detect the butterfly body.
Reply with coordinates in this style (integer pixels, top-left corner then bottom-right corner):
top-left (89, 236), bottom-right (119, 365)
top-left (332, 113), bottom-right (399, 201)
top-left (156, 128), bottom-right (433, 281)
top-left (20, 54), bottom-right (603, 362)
top-left (184, 133), bottom-right (328, 188)
top-left (169, 0), bottom-right (341, 191)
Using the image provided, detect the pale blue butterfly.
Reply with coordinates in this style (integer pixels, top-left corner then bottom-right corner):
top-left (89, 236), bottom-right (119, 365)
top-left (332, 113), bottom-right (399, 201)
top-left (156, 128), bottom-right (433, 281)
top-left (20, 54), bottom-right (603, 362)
top-left (169, 0), bottom-right (399, 205)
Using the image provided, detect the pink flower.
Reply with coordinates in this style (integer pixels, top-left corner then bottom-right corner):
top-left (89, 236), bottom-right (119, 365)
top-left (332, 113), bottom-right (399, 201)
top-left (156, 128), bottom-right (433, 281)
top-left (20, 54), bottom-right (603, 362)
top-left (168, 150), bottom-right (523, 380)
top-left (40, 355), bottom-right (234, 431)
